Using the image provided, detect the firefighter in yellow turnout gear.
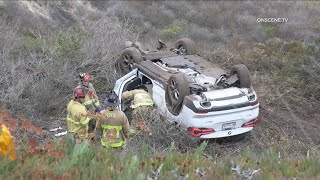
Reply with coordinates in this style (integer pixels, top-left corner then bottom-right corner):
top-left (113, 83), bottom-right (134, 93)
top-left (75, 73), bottom-right (101, 113)
top-left (66, 88), bottom-right (92, 138)
top-left (75, 73), bottom-right (102, 133)
top-left (121, 85), bottom-right (154, 133)
top-left (96, 91), bottom-right (130, 148)
top-left (122, 85), bottom-right (154, 110)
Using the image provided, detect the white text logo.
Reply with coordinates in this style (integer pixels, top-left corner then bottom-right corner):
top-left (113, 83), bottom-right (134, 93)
top-left (257, 18), bottom-right (288, 23)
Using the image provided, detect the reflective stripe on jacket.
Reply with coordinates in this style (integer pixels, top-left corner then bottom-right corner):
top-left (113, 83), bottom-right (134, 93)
top-left (97, 108), bottom-right (130, 148)
top-left (100, 125), bottom-right (126, 148)
top-left (66, 100), bottom-right (91, 136)
top-left (83, 99), bottom-right (100, 107)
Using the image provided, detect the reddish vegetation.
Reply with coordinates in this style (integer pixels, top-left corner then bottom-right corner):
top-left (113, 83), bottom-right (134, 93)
top-left (0, 107), bottom-right (65, 159)
top-left (0, 108), bottom-right (43, 136)
top-left (0, 107), bottom-right (43, 137)
top-left (0, 108), bottom-right (17, 130)
top-left (18, 115), bottom-right (44, 137)
top-left (27, 138), bottom-right (42, 155)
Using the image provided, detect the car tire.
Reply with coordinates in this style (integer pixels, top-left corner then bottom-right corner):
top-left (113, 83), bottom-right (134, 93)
top-left (175, 38), bottom-right (197, 55)
top-left (118, 47), bottom-right (143, 74)
top-left (165, 73), bottom-right (190, 115)
top-left (231, 64), bottom-right (251, 88)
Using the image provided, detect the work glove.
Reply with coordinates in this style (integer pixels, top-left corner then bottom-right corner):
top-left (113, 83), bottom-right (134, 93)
top-left (88, 119), bottom-right (96, 133)
top-left (129, 128), bottom-right (139, 137)
top-left (95, 107), bottom-right (103, 113)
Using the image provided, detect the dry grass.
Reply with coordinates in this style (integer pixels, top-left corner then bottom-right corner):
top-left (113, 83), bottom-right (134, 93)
top-left (126, 109), bottom-right (198, 155)
top-left (105, 1), bottom-right (320, 47)
top-left (0, 0), bottom-right (319, 166)
top-left (0, 13), bottom-right (138, 117)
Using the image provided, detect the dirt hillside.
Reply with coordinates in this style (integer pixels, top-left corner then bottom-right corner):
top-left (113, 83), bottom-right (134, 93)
top-left (0, 1), bottom-right (319, 158)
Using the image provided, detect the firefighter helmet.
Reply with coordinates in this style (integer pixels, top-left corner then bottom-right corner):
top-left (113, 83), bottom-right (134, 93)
top-left (79, 73), bottom-right (90, 81)
top-left (74, 88), bottom-right (85, 98)
top-left (104, 91), bottom-right (119, 106)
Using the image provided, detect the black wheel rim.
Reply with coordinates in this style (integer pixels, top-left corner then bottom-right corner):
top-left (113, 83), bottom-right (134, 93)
top-left (121, 53), bottom-right (135, 71)
top-left (169, 79), bottom-right (180, 103)
top-left (178, 45), bottom-right (187, 55)
top-left (166, 80), bottom-right (182, 115)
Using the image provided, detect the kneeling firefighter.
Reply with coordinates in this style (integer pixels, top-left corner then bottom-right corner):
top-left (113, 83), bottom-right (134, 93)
top-left (96, 91), bottom-right (130, 148)
top-left (121, 85), bottom-right (154, 133)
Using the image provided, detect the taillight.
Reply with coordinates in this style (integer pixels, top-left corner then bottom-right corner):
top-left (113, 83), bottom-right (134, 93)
top-left (187, 127), bottom-right (215, 137)
top-left (242, 118), bottom-right (259, 128)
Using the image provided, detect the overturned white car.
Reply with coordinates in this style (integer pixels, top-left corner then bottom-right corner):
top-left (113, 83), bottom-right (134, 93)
top-left (113, 38), bottom-right (259, 139)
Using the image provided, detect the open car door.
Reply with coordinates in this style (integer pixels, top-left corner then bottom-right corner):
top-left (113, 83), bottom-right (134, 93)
top-left (113, 69), bottom-right (139, 111)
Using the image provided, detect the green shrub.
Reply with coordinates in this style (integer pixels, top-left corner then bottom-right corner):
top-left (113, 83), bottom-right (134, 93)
top-left (273, 49), bottom-right (320, 100)
top-left (23, 35), bottom-right (44, 49)
top-left (2, 137), bottom-right (320, 179)
top-left (0, 5), bottom-right (9, 20)
top-left (55, 27), bottom-right (88, 58)
top-left (162, 25), bottom-right (183, 37)
top-left (282, 41), bottom-right (308, 57)
top-left (262, 24), bottom-right (279, 39)
top-left (162, 142), bottom-right (177, 172)
top-left (145, 4), bottom-right (174, 27)
top-left (120, 155), bottom-right (142, 180)
top-left (280, 161), bottom-right (296, 177)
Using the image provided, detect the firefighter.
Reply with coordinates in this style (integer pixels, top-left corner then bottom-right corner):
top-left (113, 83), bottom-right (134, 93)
top-left (75, 72), bottom-right (102, 113)
top-left (66, 88), bottom-right (92, 139)
top-left (96, 91), bottom-right (130, 149)
top-left (75, 72), bottom-right (102, 133)
top-left (121, 85), bottom-right (154, 133)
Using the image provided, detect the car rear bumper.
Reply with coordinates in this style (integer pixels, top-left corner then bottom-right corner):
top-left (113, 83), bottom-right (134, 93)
top-left (199, 127), bottom-right (253, 139)
top-left (177, 103), bottom-right (259, 139)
